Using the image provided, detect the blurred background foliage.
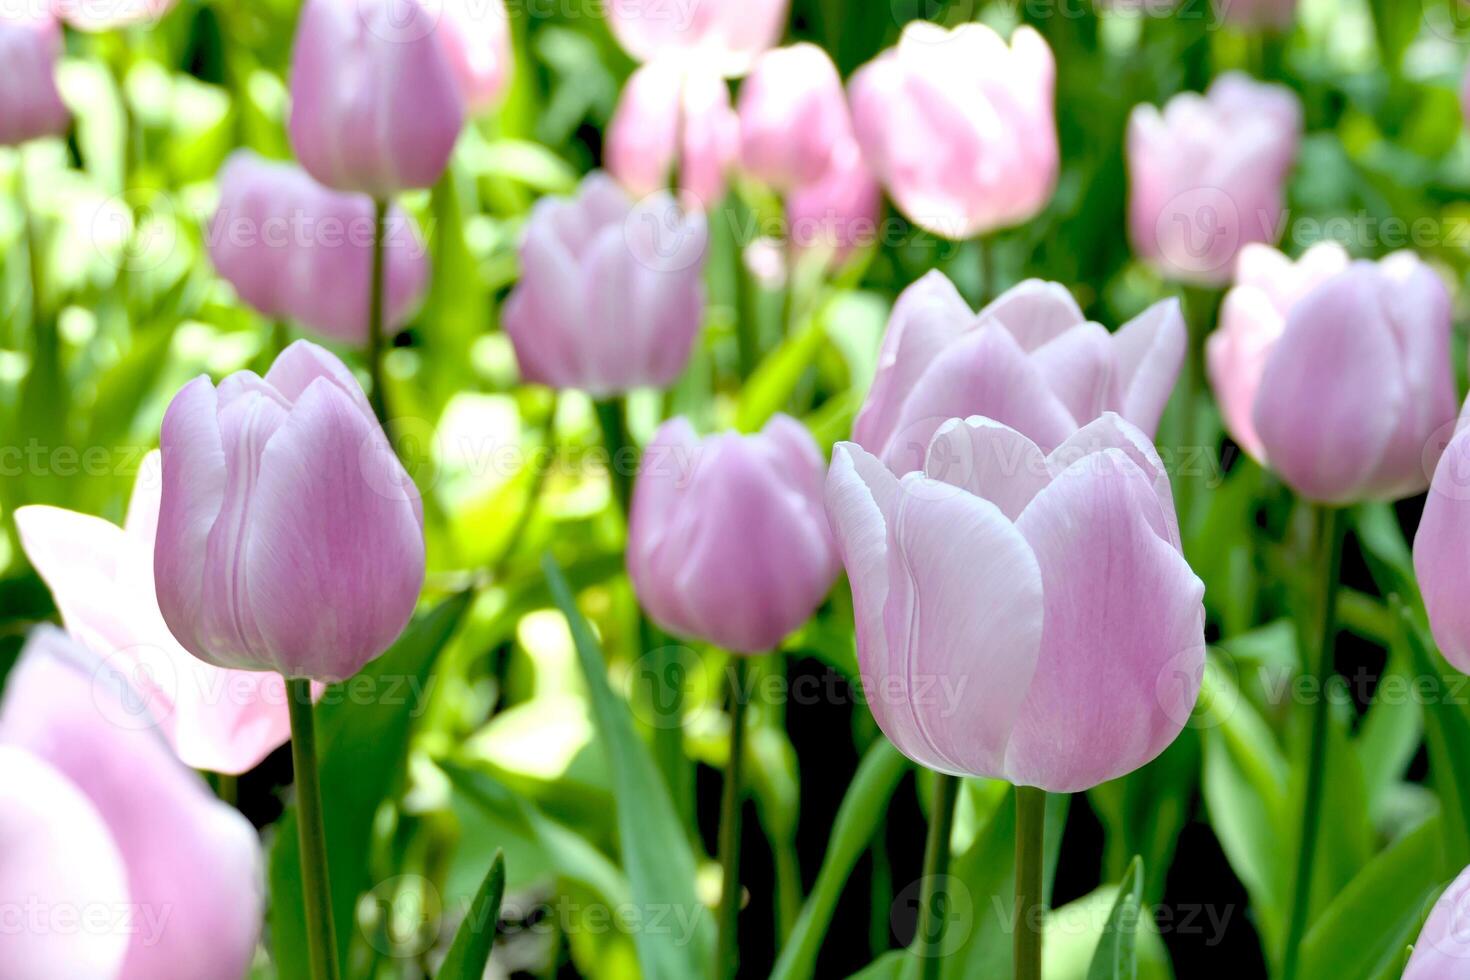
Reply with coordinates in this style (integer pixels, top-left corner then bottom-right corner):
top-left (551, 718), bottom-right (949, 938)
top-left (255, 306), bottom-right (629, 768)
top-left (7, 0), bottom-right (1470, 977)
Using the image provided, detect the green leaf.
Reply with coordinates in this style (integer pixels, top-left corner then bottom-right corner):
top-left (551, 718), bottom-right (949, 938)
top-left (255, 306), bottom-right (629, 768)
top-left (735, 316), bottom-right (829, 433)
top-left (268, 591), bottom-right (473, 980)
top-left (437, 850), bottom-right (505, 980)
top-left (1086, 857), bottom-right (1144, 980)
top-left (542, 554), bottom-right (714, 979)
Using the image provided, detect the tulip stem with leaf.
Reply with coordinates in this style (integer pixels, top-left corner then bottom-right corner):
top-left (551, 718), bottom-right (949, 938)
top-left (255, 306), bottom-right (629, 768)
top-left (288, 677), bottom-right (341, 980)
top-left (366, 198), bottom-right (391, 429)
top-left (916, 773), bottom-right (960, 980)
top-left (1280, 505), bottom-right (1345, 980)
top-left (716, 656), bottom-right (751, 980)
top-left (1013, 786), bottom-right (1046, 980)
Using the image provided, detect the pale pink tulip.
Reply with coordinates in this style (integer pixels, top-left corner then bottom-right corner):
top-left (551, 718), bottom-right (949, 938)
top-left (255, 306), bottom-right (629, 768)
top-left (50, 0), bottom-right (176, 31)
top-left (827, 414), bottom-right (1205, 792)
top-left (433, 0), bottom-right (514, 113)
top-left (606, 0), bottom-right (790, 78)
top-left (850, 21), bottom-right (1057, 240)
top-left (786, 137), bottom-right (882, 265)
top-left (0, 10), bottom-right (69, 147)
top-left (853, 272), bottom-right (1186, 476)
top-left (630, 415), bottom-right (838, 653)
top-left (1414, 394), bottom-right (1470, 675)
top-left (1403, 862), bottom-right (1470, 979)
top-left (738, 43), bottom-right (852, 190)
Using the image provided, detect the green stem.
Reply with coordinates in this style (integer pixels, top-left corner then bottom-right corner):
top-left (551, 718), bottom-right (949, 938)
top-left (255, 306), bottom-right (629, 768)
top-left (917, 773), bottom-right (961, 980)
top-left (593, 397), bottom-right (635, 519)
top-left (491, 393), bottom-right (559, 575)
top-left (288, 678), bottom-right (340, 980)
top-left (1175, 285), bottom-right (1219, 543)
top-left (367, 198), bottom-right (391, 432)
top-left (733, 228), bottom-right (760, 378)
top-left (716, 657), bottom-right (751, 980)
top-left (214, 772), bottom-right (238, 808)
top-left (1281, 506), bottom-right (1344, 980)
top-left (1013, 786), bottom-right (1046, 980)
top-left (774, 834), bottom-right (802, 946)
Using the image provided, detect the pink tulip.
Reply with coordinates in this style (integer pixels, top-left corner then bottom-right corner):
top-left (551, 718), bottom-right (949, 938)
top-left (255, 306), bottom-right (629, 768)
top-left (738, 43), bottom-right (852, 191)
top-left (0, 627), bottom-right (263, 979)
top-left (786, 137), bottom-right (882, 265)
top-left (1414, 396), bottom-right (1470, 675)
top-left (1214, 0), bottom-right (1297, 29)
top-left (208, 150), bottom-right (429, 346)
top-left (606, 0), bottom-right (790, 78)
top-left (605, 60), bottom-right (739, 209)
top-left (850, 21), bottom-right (1057, 240)
top-left (629, 415), bottom-right (838, 653)
top-left (16, 452), bottom-right (302, 775)
top-left (0, 10), bottom-right (69, 147)
top-left (50, 0), bottom-right (176, 31)
top-left (288, 0), bottom-right (465, 198)
top-left (433, 0), bottom-right (514, 113)
top-left (853, 272), bottom-right (1186, 476)
top-left (827, 413), bottom-right (1205, 792)
top-left (154, 341), bottom-right (425, 681)
top-left (1403, 862), bottom-right (1470, 978)
top-left (1209, 246), bottom-right (1457, 503)
top-left (503, 172), bottom-right (708, 395)
top-left (1127, 72), bottom-right (1301, 284)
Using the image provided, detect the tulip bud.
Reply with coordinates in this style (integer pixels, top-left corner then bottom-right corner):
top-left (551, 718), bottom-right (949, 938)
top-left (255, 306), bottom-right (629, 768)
top-left (1127, 72), bottom-right (1300, 284)
top-left (629, 415), bottom-right (839, 653)
top-left (154, 341), bottom-right (426, 681)
top-left (16, 451), bottom-right (302, 775)
top-left (1403, 862), bottom-right (1470, 978)
top-left (827, 414), bottom-right (1205, 792)
top-left (1214, 0), bottom-right (1297, 29)
top-left (503, 172), bottom-right (708, 395)
top-left (850, 21), bottom-right (1057, 240)
top-left (208, 150), bottom-right (429, 346)
top-left (0, 627), bottom-right (263, 979)
top-left (433, 0), bottom-right (513, 113)
top-left (738, 43), bottom-right (851, 190)
top-left (50, 0), bottom-right (177, 31)
top-left (1209, 245), bottom-right (1457, 503)
top-left (1414, 397), bottom-right (1470, 676)
top-left (786, 137), bottom-right (882, 266)
top-left (606, 60), bottom-right (739, 209)
top-left (288, 0), bottom-right (465, 198)
top-left (853, 272), bottom-right (1186, 475)
top-left (0, 11), bottom-right (69, 147)
top-left (606, 0), bottom-right (790, 78)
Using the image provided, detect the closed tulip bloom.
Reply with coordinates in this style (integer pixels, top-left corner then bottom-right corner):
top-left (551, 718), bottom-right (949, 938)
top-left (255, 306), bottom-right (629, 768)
top-left (854, 271), bottom-right (1186, 476)
top-left (629, 415), bottom-right (839, 653)
top-left (606, 60), bottom-right (739, 208)
top-left (738, 43), bottom-right (852, 190)
top-left (827, 413), bottom-right (1205, 791)
top-left (786, 137), bottom-right (882, 265)
top-left (1214, 0), bottom-right (1297, 29)
top-left (1127, 72), bottom-right (1301, 284)
top-left (1209, 246), bottom-right (1456, 503)
top-left (503, 172), bottom-right (708, 395)
top-left (0, 628), bottom-right (263, 979)
top-left (50, 0), bottom-right (177, 31)
top-left (209, 151), bottom-right (428, 346)
top-left (16, 452), bottom-right (301, 775)
top-left (434, 0), bottom-right (513, 113)
top-left (0, 11), bottom-right (69, 147)
top-left (1405, 862), bottom-right (1470, 979)
top-left (154, 341), bottom-right (426, 681)
top-left (850, 21), bottom-right (1057, 240)
top-left (1413, 397), bottom-right (1470, 676)
top-left (607, 0), bottom-right (789, 78)
top-left (289, 0), bottom-right (465, 198)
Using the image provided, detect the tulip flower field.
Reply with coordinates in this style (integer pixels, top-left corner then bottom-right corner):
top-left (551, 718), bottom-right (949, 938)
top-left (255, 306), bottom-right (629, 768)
top-left (12, 0), bottom-right (1470, 978)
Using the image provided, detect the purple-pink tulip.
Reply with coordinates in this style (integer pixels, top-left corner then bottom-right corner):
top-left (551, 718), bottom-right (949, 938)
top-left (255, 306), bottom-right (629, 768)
top-left (0, 627), bottom-right (263, 979)
top-left (154, 341), bottom-right (425, 682)
top-left (1214, 0), bottom-right (1297, 29)
top-left (288, 0), bottom-right (465, 199)
top-left (606, 60), bottom-right (739, 209)
top-left (738, 43), bottom-right (852, 191)
top-left (1209, 245), bottom-right (1457, 503)
top-left (50, 0), bottom-right (177, 31)
top-left (503, 172), bottom-right (708, 395)
top-left (827, 413), bottom-right (1205, 792)
top-left (208, 150), bottom-right (429, 346)
top-left (1127, 72), bottom-right (1301, 284)
top-left (786, 137), bottom-right (882, 266)
top-left (1414, 396), bottom-right (1470, 675)
top-left (1403, 862), bottom-right (1470, 978)
top-left (433, 0), bottom-right (514, 113)
top-left (606, 0), bottom-right (790, 78)
top-left (0, 10), bottom-right (69, 147)
top-left (16, 452), bottom-right (301, 775)
top-left (850, 21), bottom-right (1057, 240)
top-left (629, 415), bottom-right (838, 653)
top-left (854, 272), bottom-right (1186, 476)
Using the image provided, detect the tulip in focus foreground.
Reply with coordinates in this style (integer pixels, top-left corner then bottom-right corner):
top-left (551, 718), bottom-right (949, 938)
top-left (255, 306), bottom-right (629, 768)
top-left (854, 272), bottom-right (1186, 476)
top-left (850, 21), bottom-right (1057, 240)
top-left (605, 60), bottom-right (739, 208)
top-left (1127, 72), bottom-right (1301, 284)
top-left (154, 341), bottom-right (425, 682)
top-left (827, 413), bottom-right (1206, 792)
top-left (16, 452), bottom-right (298, 775)
top-left (606, 0), bottom-right (790, 78)
top-left (1403, 862), bottom-right (1470, 979)
top-left (0, 10), bottom-right (69, 147)
top-left (503, 172), bottom-right (709, 395)
top-left (738, 43), bottom-right (852, 191)
top-left (0, 627), bottom-right (263, 980)
top-left (288, 0), bottom-right (465, 198)
top-left (208, 150), bottom-right (429, 346)
top-left (1209, 244), bottom-right (1456, 503)
top-left (629, 414), bottom-right (839, 653)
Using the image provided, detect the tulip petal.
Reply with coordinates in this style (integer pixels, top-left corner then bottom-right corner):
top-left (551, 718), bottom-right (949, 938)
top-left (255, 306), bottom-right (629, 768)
top-left (1048, 413), bottom-right (1182, 551)
top-left (630, 418), bottom-right (708, 641)
top-left (1029, 321), bottom-right (1120, 426)
top-left (882, 473), bottom-right (1044, 776)
top-left (264, 339), bottom-right (376, 424)
top-left (924, 417), bottom-right (1050, 520)
top-left (1006, 451), bottom-right (1206, 792)
top-left (1207, 284), bottom-right (1284, 462)
top-left (1403, 862), bottom-right (1470, 979)
top-left (1112, 297), bottom-right (1186, 438)
top-left (1415, 424), bottom-right (1470, 674)
top-left (977, 278), bottom-right (1085, 352)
